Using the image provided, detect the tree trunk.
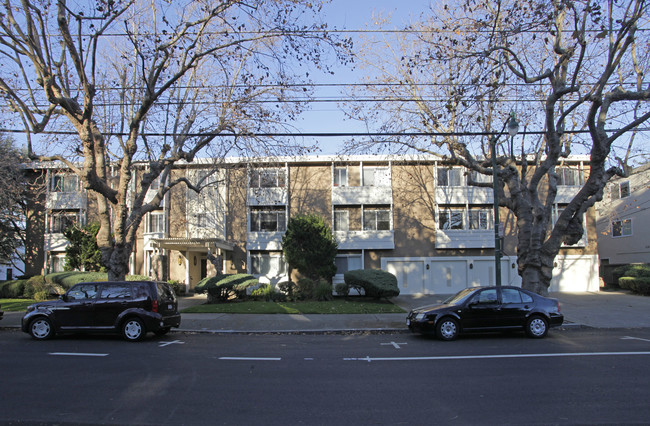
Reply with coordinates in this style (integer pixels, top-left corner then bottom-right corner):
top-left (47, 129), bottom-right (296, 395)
top-left (520, 264), bottom-right (552, 296)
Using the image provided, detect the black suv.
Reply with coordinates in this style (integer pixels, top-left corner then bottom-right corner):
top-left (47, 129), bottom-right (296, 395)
top-left (22, 281), bottom-right (181, 342)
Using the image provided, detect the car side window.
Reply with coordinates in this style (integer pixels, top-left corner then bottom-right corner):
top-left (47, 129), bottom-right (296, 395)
top-left (520, 291), bottom-right (534, 303)
top-left (502, 289), bottom-right (523, 304)
top-left (474, 289), bottom-right (498, 304)
top-left (68, 284), bottom-right (99, 300)
top-left (100, 283), bottom-right (132, 300)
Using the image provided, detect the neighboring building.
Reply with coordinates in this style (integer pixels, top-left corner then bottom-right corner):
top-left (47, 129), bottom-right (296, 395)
top-left (596, 163), bottom-right (650, 285)
top-left (24, 155), bottom-right (600, 294)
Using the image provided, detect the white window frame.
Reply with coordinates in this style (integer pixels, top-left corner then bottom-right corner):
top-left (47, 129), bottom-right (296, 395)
top-left (334, 210), bottom-right (349, 231)
top-left (437, 167), bottom-right (465, 187)
top-left (468, 208), bottom-right (492, 230)
top-left (362, 167), bottom-right (390, 187)
top-left (250, 209), bottom-right (287, 232)
top-left (49, 212), bottom-right (78, 233)
top-left (557, 167), bottom-right (582, 186)
top-left (147, 211), bottom-right (166, 234)
top-left (612, 218), bottom-right (632, 237)
top-left (611, 181), bottom-right (630, 200)
top-left (335, 254), bottom-right (363, 275)
top-left (438, 207), bottom-right (465, 230)
top-left (363, 208), bottom-right (391, 231)
top-left (249, 168), bottom-right (286, 189)
top-left (50, 174), bottom-right (79, 193)
top-left (333, 166), bottom-right (348, 187)
top-left (250, 252), bottom-right (287, 276)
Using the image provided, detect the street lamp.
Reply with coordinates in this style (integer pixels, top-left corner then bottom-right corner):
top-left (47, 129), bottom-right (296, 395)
top-left (491, 112), bottom-right (519, 287)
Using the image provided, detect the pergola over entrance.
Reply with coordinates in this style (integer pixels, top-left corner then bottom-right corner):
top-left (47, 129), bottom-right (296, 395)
top-left (150, 237), bottom-right (235, 291)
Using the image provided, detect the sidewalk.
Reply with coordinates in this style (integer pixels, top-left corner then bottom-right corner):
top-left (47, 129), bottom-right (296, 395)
top-left (3, 289), bottom-right (649, 334)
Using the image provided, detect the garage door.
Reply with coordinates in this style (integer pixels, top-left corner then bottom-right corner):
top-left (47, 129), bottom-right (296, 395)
top-left (385, 260), bottom-right (426, 294)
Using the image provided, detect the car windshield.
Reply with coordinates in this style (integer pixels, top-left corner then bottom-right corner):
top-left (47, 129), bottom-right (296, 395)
top-left (443, 288), bottom-right (479, 305)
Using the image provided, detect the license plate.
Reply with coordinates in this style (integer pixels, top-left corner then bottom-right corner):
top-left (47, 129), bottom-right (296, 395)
top-left (168, 304), bottom-right (173, 310)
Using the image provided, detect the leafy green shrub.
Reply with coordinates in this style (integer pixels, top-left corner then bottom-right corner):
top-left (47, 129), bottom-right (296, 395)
top-left (314, 279), bottom-right (333, 301)
top-left (167, 280), bottom-right (185, 295)
top-left (250, 284), bottom-right (283, 301)
top-left (23, 275), bottom-right (64, 300)
top-left (194, 274), bottom-right (259, 303)
top-left (0, 279), bottom-right (26, 298)
top-left (277, 281), bottom-right (296, 300)
top-left (334, 282), bottom-right (349, 296)
top-left (46, 271), bottom-right (107, 289)
top-left (296, 278), bottom-right (315, 300)
top-left (343, 269), bottom-right (400, 299)
top-left (619, 276), bottom-right (650, 295)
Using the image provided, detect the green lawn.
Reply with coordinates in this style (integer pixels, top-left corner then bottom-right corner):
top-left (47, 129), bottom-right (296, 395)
top-left (182, 298), bottom-right (406, 314)
top-left (0, 299), bottom-right (36, 311)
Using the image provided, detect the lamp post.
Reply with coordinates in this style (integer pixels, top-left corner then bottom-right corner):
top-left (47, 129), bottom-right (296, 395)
top-left (491, 112), bottom-right (519, 287)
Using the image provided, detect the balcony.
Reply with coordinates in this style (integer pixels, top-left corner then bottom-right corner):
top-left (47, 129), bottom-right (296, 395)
top-left (332, 185), bottom-right (392, 205)
top-left (247, 231), bottom-right (284, 250)
top-left (435, 229), bottom-right (494, 249)
top-left (46, 192), bottom-right (88, 210)
top-left (435, 186), bottom-right (493, 204)
top-left (335, 230), bottom-right (395, 250)
top-left (247, 187), bottom-right (288, 206)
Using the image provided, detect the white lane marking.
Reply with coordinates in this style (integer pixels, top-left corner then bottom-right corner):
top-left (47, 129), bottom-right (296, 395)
top-left (381, 342), bottom-right (407, 349)
top-left (621, 336), bottom-right (650, 343)
top-left (219, 357), bottom-right (281, 361)
top-left (344, 351), bottom-right (650, 362)
top-left (49, 352), bottom-right (108, 357)
top-left (159, 340), bottom-right (185, 347)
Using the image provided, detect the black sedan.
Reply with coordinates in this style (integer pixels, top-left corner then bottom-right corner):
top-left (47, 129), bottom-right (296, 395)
top-left (406, 286), bottom-right (563, 340)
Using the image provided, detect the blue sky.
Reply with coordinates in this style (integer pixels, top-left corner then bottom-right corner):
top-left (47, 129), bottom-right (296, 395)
top-left (293, 1), bottom-right (433, 155)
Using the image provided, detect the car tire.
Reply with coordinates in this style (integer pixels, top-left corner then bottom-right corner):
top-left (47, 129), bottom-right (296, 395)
top-left (436, 317), bottom-right (459, 341)
top-left (154, 327), bottom-right (171, 336)
top-left (526, 315), bottom-right (548, 338)
top-left (122, 317), bottom-right (146, 342)
top-left (29, 317), bottom-right (54, 340)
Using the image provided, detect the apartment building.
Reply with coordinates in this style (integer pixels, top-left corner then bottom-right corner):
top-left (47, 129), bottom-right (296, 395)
top-left (26, 155), bottom-right (600, 294)
top-left (596, 162), bottom-right (650, 285)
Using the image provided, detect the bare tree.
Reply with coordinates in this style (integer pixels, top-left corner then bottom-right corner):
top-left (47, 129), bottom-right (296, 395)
top-left (345, 0), bottom-right (650, 294)
top-left (0, 0), bottom-right (350, 280)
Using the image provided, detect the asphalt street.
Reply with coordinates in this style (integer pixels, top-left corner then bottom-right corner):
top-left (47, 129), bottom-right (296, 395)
top-left (1, 328), bottom-right (650, 425)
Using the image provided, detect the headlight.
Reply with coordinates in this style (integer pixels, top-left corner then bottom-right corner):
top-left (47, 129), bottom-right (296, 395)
top-left (415, 312), bottom-right (426, 321)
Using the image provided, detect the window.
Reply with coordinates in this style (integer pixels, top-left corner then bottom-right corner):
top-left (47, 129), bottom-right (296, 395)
top-left (333, 167), bottom-right (348, 187)
top-left (437, 167), bottom-right (464, 187)
top-left (250, 210), bottom-right (286, 232)
top-left (68, 283), bottom-right (99, 300)
top-left (612, 219), bottom-right (632, 237)
top-left (335, 254), bottom-right (362, 275)
top-left (50, 174), bottom-right (79, 192)
top-left (147, 212), bottom-right (166, 233)
top-left (49, 212), bottom-right (77, 233)
top-left (473, 288), bottom-right (498, 304)
top-left (334, 210), bottom-right (349, 231)
top-left (249, 168), bottom-right (286, 188)
top-left (469, 171), bottom-right (492, 185)
top-left (195, 213), bottom-right (208, 228)
top-left (438, 208), bottom-right (464, 230)
top-left (363, 208), bottom-right (391, 231)
top-left (51, 255), bottom-right (66, 272)
top-left (468, 208), bottom-right (491, 230)
top-left (502, 288), bottom-right (523, 304)
top-left (363, 167), bottom-right (389, 186)
top-left (557, 167), bottom-right (581, 186)
top-left (100, 283), bottom-right (132, 299)
top-left (611, 181), bottom-right (630, 200)
top-left (250, 253), bottom-right (286, 275)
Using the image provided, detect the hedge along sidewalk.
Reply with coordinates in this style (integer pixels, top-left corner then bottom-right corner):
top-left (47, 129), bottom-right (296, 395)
top-left (181, 299), bottom-right (406, 315)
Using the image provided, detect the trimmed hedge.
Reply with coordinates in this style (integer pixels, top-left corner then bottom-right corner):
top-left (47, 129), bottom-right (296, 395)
top-left (194, 274), bottom-right (259, 303)
top-left (0, 272), bottom-right (153, 299)
top-left (343, 269), bottom-right (399, 299)
top-left (615, 264), bottom-right (650, 295)
top-left (619, 277), bottom-right (650, 295)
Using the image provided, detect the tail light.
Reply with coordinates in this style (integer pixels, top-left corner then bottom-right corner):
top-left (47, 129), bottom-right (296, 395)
top-left (152, 300), bottom-right (159, 313)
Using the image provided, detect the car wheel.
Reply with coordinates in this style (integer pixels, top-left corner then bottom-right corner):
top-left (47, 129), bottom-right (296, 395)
top-left (526, 316), bottom-right (548, 338)
top-left (154, 327), bottom-right (171, 336)
top-left (122, 317), bottom-right (146, 342)
top-left (29, 317), bottom-right (54, 340)
top-left (436, 317), bottom-right (459, 341)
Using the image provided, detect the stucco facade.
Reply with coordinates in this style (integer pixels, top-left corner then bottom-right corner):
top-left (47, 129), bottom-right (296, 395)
top-left (25, 155), bottom-right (600, 293)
